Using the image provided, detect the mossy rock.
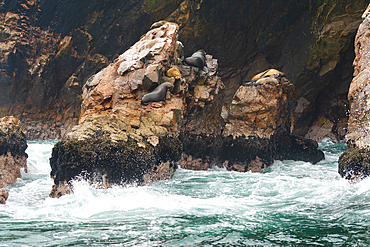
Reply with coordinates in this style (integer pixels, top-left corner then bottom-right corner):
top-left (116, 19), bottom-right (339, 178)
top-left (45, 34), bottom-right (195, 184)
top-left (338, 147), bottom-right (370, 181)
top-left (0, 129), bottom-right (27, 158)
top-left (49, 133), bottom-right (182, 187)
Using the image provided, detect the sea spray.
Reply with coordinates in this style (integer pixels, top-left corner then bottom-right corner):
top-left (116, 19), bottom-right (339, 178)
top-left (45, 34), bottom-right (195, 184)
top-left (1, 138), bottom-right (370, 246)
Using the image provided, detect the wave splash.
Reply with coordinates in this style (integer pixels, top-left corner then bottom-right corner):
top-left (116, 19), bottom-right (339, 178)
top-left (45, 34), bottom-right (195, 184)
top-left (1, 138), bottom-right (370, 246)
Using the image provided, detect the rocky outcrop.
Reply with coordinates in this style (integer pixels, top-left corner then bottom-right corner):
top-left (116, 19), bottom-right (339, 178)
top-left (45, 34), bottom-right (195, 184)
top-left (0, 1), bottom-right (368, 141)
top-left (0, 116), bottom-right (28, 204)
top-left (49, 23), bottom-right (324, 197)
top-left (49, 22), bottom-right (184, 197)
top-left (339, 5), bottom-right (370, 181)
top-left (178, 69), bottom-right (324, 173)
top-left (169, 0), bottom-right (367, 142)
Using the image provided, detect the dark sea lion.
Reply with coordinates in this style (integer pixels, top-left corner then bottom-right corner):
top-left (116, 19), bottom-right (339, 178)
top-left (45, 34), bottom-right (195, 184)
top-left (184, 50), bottom-right (208, 73)
top-left (141, 82), bottom-right (174, 106)
top-left (192, 50), bottom-right (206, 58)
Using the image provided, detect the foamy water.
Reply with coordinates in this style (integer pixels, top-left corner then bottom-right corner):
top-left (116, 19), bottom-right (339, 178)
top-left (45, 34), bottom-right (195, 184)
top-left (1, 139), bottom-right (369, 246)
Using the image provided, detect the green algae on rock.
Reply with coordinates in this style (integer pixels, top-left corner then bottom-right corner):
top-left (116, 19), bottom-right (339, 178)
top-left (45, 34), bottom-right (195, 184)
top-left (338, 147), bottom-right (370, 181)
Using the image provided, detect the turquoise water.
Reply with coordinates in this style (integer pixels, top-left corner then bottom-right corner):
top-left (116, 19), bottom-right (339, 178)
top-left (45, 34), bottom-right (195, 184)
top-left (1, 139), bottom-right (369, 246)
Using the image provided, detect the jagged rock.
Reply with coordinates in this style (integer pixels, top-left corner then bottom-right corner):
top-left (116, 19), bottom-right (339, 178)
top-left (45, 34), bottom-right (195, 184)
top-left (177, 69), bottom-right (323, 172)
top-left (0, 116), bottom-right (28, 204)
top-left (339, 4), bottom-right (370, 181)
top-left (224, 69), bottom-right (294, 139)
top-left (50, 23), bottom-right (185, 197)
top-left (50, 24), bottom-right (324, 197)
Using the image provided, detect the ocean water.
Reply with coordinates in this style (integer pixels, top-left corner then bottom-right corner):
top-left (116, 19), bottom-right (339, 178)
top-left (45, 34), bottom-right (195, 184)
top-left (0, 139), bottom-right (369, 246)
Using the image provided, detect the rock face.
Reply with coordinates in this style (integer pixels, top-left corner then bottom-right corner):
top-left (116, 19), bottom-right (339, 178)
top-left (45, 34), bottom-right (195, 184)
top-left (50, 24), bottom-right (324, 197)
top-left (0, 116), bottom-right (28, 204)
top-left (223, 69), bottom-right (294, 139)
top-left (339, 5), bottom-right (370, 181)
top-left (0, 1), bottom-right (368, 141)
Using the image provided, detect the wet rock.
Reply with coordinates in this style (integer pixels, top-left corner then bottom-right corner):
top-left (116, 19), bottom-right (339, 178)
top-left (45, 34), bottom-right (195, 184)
top-left (0, 189), bottom-right (9, 204)
top-left (338, 148), bottom-right (370, 181)
top-left (50, 23), bottom-right (184, 197)
top-left (339, 4), bottom-right (370, 181)
top-left (0, 116), bottom-right (28, 204)
top-left (218, 70), bottom-right (323, 170)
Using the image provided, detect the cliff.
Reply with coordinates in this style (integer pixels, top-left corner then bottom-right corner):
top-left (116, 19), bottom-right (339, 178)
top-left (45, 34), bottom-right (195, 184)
top-left (339, 5), bottom-right (370, 181)
top-left (0, 0), bottom-right (368, 141)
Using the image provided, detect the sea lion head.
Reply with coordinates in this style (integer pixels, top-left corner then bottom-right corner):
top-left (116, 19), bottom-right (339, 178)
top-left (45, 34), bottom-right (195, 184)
top-left (192, 50), bottom-right (206, 58)
top-left (161, 82), bottom-right (174, 89)
top-left (184, 57), bottom-right (204, 69)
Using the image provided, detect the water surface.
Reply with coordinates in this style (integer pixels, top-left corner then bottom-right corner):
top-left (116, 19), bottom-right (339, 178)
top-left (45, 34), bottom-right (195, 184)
top-left (1, 139), bottom-right (369, 246)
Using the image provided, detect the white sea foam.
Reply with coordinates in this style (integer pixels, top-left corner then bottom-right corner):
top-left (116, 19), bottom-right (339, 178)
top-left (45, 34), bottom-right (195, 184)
top-left (1, 139), bottom-right (370, 246)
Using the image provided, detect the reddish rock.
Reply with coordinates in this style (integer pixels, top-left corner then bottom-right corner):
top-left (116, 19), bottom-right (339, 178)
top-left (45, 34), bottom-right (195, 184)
top-left (223, 69), bottom-right (294, 139)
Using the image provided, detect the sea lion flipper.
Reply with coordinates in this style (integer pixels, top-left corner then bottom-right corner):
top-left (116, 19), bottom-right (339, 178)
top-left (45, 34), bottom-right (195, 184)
top-left (202, 66), bottom-right (208, 73)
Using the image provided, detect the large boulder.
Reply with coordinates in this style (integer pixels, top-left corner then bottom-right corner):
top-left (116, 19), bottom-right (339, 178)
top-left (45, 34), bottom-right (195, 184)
top-left (178, 69), bottom-right (324, 173)
top-left (0, 116), bottom-right (28, 204)
top-left (339, 4), bottom-right (370, 181)
top-left (50, 22), bottom-right (184, 197)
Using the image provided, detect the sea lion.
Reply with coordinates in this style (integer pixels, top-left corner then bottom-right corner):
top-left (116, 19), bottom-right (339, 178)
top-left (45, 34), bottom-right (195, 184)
top-left (150, 20), bottom-right (169, 29)
top-left (166, 67), bottom-right (181, 79)
top-left (251, 69), bottom-right (285, 82)
top-left (141, 82), bottom-right (174, 106)
top-left (184, 50), bottom-right (208, 73)
top-left (150, 20), bottom-right (178, 31)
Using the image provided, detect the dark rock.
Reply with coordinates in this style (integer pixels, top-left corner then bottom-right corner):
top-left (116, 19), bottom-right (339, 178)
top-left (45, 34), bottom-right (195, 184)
top-left (338, 4), bottom-right (370, 181)
top-left (0, 116), bottom-right (28, 204)
top-left (338, 147), bottom-right (370, 181)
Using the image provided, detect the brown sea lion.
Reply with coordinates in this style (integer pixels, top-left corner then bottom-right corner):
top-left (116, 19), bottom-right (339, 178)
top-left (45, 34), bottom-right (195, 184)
top-left (166, 68), bottom-right (181, 79)
top-left (141, 82), bottom-right (174, 106)
top-left (251, 69), bottom-right (285, 82)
